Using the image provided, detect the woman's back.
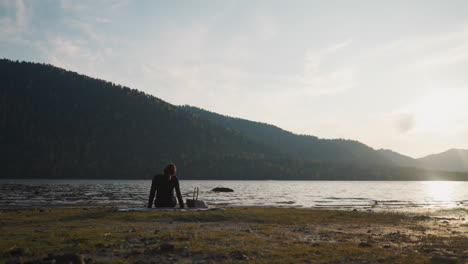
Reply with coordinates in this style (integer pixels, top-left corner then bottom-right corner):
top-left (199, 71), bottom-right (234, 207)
top-left (153, 174), bottom-right (178, 204)
top-left (147, 165), bottom-right (184, 208)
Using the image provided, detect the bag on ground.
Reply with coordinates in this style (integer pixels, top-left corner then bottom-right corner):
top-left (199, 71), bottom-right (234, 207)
top-left (186, 187), bottom-right (208, 208)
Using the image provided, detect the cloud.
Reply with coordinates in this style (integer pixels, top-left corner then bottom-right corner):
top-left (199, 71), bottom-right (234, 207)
top-left (49, 37), bottom-right (82, 56)
top-left (391, 89), bottom-right (468, 135)
top-left (67, 19), bottom-right (105, 43)
top-left (58, 0), bottom-right (89, 11)
top-left (255, 15), bottom-right (278, 40)
top-left (394, 113), bottom-right (415, 133)
top-left (2, 1), bottom-right (355, 111)
top-left (0, 17), bottom-right (15, 35)
top-left (95, 17), bottom-right (110, 23)
top-left (0, 0), bottom-right (28, 36)
top-left (110, 0), bottom-right (130, 10)
top-left (299, 39), bottom-right (355, 95)
top-left (362, 24), bottom-right (468, 73)
top-left (133, 39), bottom-right (356, 111)
top-left (304, 39), bottom-right (353, 71)
top-left (324, 38), bottom-right (353, 54)
top-left (15, 0), bottom-right (26, 27)
top-left (45, 36), bottom-right (107, 78)
top-left (0, 0), bottom-right (38, 55)
top-left (406, 42), bottom-right (468, 71)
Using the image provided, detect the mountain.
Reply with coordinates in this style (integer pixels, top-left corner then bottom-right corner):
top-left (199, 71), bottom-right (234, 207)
top-left (378, 149), bottom-right (468, 173)
top-left (181, 106), bottom-right (391, 165)
top-left (1, 59), bottom-right (466, 180)
top-left (0, 59), bottom-right (281, 179)
top-left (181, 106), bottom-right (468, 174)
top-left (418, 149), bottom-right (468, 172)
top-left (377, 149), bottom-right (417, 168)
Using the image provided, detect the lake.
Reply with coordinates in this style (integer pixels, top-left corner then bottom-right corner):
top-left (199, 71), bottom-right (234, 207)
top-left (1, 180), bottom-right (467, 212)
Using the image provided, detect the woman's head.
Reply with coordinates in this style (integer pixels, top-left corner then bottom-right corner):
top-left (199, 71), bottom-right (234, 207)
top-left (163, 163), bottom-right (176, 176)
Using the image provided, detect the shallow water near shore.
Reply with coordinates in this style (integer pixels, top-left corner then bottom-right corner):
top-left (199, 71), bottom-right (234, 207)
top-left (1, 179), bottom-right (467, 212)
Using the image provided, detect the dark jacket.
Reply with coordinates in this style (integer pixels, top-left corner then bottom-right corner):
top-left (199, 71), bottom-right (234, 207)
top-left (147, 174), bottom-right (184, 208)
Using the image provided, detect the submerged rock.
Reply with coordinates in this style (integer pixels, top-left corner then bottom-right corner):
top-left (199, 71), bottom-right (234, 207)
top-left (212, 187), bottom-right (234, 192)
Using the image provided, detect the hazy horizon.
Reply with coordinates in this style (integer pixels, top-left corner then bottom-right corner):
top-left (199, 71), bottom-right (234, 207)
top-left (1, 0), bottom-right (468, 158)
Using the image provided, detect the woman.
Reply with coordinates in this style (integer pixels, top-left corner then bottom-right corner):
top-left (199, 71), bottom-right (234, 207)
top-left (147, 163), bottom-right (184, 208)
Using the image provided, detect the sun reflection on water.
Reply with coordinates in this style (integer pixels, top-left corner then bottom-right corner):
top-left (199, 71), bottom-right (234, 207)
top-left (423, 181), bottom-right (458, 208)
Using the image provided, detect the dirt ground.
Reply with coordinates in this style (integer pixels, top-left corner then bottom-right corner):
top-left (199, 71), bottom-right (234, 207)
top-left (1, 207), bottom-right (467, 263)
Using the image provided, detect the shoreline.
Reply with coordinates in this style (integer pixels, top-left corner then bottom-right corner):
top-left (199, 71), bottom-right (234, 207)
top-left (1, 206), bottom-right (466, 263)
top-left (1, 202), bottom-right (468, 219)
top-left (1, 203), bottom-right (467, 215)
top-left (2, 178), bottom-right (468, 181)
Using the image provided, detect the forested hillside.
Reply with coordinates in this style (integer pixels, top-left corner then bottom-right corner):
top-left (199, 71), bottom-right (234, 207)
top-left (1, 59), bottom-right (466, 180)
top-left (418, 149), bottom-right (468, 172)
top-left (0, 59), bottom-right (280, 179)
top-left (377, 149), bottom-right (418, 168)
top-left (378, 149), bottom-right (468, 172)
top-left (181, 106), bottom-right (390, 165)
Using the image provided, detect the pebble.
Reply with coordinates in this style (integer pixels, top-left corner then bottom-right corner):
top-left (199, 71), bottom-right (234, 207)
top-left (45, 253), bottom-right (87, 264)
top-left (230, 251), bottom-right (249, 260)
top-left (430, 256), bottom-right (458, 264)
top-left (9, 247), bottom-right (29, 256)
top-left (160, 243), bottom-right (175, 253)
top-left (358, 242), bottom-right (372, 248)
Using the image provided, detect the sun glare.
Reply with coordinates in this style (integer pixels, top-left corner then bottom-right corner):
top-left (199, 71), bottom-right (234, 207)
top-left (407, 90), bottom-right (468, 134)
top-left (423, 181), bottom-right (458, 207)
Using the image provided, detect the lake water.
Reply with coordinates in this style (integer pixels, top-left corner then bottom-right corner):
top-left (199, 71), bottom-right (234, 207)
top-left (1, 180), bottom-right (467, 212)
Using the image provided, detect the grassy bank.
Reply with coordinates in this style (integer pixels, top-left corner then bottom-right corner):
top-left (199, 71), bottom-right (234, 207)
top-left (1, 207), bottom-right (467, 263)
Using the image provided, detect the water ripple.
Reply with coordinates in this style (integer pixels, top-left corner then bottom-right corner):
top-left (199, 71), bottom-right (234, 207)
top-left (0, 180), bottom-right (467, 212)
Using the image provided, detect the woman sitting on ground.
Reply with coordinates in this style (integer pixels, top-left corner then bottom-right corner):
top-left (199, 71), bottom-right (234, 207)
top-left (147, 163), bottom-right (184, 208)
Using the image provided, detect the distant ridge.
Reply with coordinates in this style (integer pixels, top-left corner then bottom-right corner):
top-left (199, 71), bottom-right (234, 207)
top-left (418, 149), bottom-right (468, 172)
top-left (377, 149), bottom-right (417, 168)
top-left (378, 148), bottom-right (468, 173)
top-left (181, 105), bottom-right (391, 165)
top-left (182, 106), bottom-right (468, 173)
top-left (1, 59), bottom-right (467, 180)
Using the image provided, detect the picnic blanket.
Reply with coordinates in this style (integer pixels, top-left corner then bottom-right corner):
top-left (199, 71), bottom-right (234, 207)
top-left (117, 207), bottom-right (224, 212)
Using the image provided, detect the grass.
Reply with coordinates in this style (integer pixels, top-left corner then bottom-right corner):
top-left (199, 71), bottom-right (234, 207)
top-left (1, 207), bottom-right (467, 263)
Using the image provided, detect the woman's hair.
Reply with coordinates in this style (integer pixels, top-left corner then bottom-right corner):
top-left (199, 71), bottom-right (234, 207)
top-left (163, 163), bottom-right (176, 176)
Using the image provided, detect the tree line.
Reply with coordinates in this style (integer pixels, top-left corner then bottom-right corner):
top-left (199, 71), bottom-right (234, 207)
top-left (1, 59), bottom-right (466, 180)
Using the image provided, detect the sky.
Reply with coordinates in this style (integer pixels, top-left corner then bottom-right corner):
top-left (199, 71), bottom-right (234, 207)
top-left (1, 0), bottom-right (468, 158)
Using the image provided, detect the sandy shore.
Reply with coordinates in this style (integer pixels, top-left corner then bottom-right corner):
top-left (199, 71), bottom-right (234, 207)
top-left (0, 207), bottom-right (467, 263)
